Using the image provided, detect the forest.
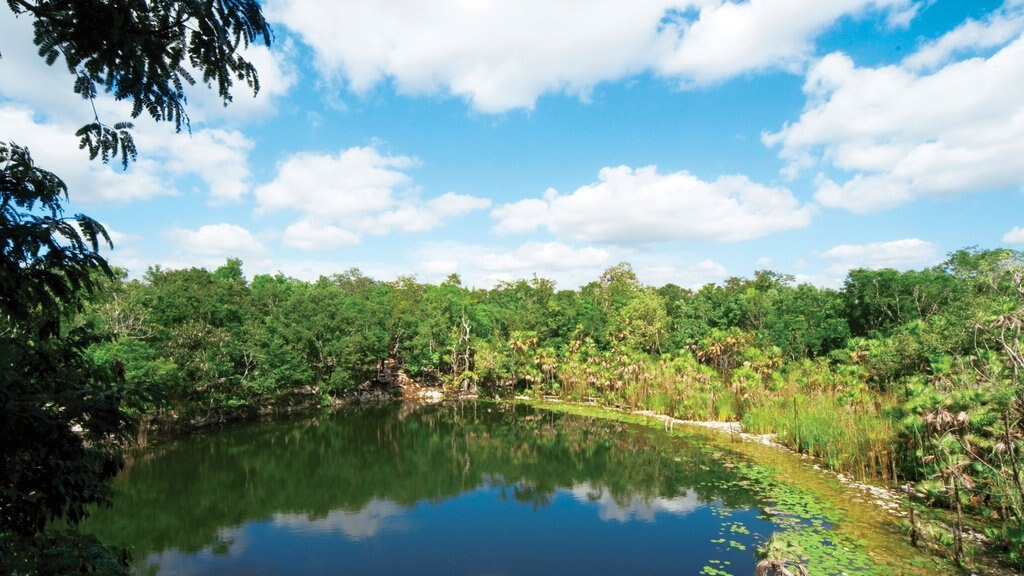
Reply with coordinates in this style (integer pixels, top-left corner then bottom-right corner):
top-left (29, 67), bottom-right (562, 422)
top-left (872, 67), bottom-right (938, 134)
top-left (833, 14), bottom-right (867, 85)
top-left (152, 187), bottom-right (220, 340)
top-left (70, 247), bottom-right (1024, 570)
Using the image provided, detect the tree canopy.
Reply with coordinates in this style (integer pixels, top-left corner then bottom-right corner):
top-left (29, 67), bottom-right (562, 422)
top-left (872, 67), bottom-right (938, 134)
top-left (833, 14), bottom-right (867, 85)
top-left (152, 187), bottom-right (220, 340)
top-left (1, 1), bottom-right (273, 572)
top-left (6, 0), bottom-right (272, 166)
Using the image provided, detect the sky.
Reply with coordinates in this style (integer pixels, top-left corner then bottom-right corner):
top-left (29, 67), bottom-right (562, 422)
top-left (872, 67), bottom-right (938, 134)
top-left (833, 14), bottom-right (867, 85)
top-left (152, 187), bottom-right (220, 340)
top-left (2, 0), bottom-right (1023, 289)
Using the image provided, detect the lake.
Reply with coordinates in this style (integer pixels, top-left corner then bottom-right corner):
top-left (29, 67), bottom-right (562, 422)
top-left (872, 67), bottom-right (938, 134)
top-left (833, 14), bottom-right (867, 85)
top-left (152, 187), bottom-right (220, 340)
top-left (82, 401), bottom-right (932, 575)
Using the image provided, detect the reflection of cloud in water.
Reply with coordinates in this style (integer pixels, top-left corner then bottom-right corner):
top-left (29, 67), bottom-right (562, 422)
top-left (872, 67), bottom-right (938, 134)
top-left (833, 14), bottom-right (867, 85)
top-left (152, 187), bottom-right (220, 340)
top-left (138, 503), bottom-right (407, 573)
top-left (141, 525), bottom-right (253, 574)
top-left (272, 499), bottom-right (407, 540)
top-left (568, 483), bottom-right (702, 523)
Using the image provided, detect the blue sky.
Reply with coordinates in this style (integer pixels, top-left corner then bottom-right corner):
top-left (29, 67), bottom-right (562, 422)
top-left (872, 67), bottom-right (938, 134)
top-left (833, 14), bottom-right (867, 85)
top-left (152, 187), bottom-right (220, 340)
top-left (2, 0), bottom-right (1023, 288)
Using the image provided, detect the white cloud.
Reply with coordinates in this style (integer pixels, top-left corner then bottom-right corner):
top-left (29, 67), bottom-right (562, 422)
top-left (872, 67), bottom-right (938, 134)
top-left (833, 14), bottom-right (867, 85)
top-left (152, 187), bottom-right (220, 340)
top-left (412, 241), bottom-right (729, 289)
top-left (98, 226), bottom-right (151, 275)
top-left (637, 259), bottom-right (729, 288)
top-left (166, 223), bottom-right (269, 260)
top-left (492, 198), bottom-right (550, 235)
top-left (1, 104), bottom-right (258, 205)
top-left (367, 192), bottom-right (492, 234)
top-left (903, 1), bottom-right (1024, 71)
top-left (0, 8), bottom-right (294, 126)
top-left (265, 0), bottom-right (669, 112)
top-left (492, 165), bottom-right (813, 244)
top-left (478, 242), bottom-right (611, 272)
top-left (283, 220), bottom-right (361, 250)
top-left (160, 128), bottom-right (255, 204)
top-left (818, 238), bottom-right (940, 279)
top-left (418, 259), bottom-right (460, 278)
top-left (0, 11), bottom-right (92, 122)
top-left (765, 15), bottom-right (1024, 212)
top-left (657, 0), bottom-right (912, 85)
top-left (255, 146), bottom-right (414, 216)
top-left (265, 0), bottom-right (915, 112)
top-left (255, 146), bottom-right (491, 247)
top-left (1004, 226), bottom-right (1024, 245)
top-left (414, 241), bottom-right (614, 287)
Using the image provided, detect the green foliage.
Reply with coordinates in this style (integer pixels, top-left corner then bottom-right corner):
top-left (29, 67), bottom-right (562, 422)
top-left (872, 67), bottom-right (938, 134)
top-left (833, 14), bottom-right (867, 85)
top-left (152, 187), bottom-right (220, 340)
top-left (0, 529), bottom-right (131, 576)
top-left (0, 142), bottom-right (135, 572)
top-left (2, 2), bottom-right (275, 571)
top-left (10, 0), bottom-right (272, 166)
top-left (0, 143), bottom-right (111, 319)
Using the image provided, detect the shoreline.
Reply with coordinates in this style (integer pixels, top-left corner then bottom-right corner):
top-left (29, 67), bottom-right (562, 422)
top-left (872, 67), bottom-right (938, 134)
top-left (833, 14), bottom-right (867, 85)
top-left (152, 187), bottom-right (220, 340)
top-left (530, 397), bottom-right (1019, 575)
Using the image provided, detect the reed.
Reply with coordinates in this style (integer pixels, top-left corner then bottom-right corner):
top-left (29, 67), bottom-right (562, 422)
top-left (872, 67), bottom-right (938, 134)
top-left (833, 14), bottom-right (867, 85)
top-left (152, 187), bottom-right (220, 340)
top-left (743, 393), bottom-right (897, 479)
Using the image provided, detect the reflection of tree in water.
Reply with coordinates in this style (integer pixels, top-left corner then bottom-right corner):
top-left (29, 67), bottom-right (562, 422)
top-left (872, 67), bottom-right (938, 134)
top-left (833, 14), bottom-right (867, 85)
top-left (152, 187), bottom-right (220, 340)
top-left (84, 402), bottom-right (766, 558)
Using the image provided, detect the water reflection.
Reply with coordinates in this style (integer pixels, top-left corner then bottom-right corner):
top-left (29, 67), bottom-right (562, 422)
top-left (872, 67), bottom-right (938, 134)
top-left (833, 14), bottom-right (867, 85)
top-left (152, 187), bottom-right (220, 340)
top-left (271, 499), bottom-right (407, 539)
top-left (568, 483), bottom-right (702, 523)
top-left (84, 402), bottom-right (780, 575)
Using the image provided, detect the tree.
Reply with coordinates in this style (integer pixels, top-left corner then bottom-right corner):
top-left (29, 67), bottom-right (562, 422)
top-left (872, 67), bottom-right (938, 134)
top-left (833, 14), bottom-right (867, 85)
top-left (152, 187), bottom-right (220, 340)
top-left (5, 0), bottom-right (272, 166)
top-left (1, 1), bottom-right (272, 571)
top-left (617, 288), bottom-right (668, 355)
top-left (1, 143), bottom-right (133, 574)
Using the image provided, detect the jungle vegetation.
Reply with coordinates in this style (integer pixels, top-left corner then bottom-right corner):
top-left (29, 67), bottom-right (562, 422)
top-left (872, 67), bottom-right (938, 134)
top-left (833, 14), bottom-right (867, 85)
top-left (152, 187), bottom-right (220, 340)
top-left (79, 248), bottom-right (1024, 570)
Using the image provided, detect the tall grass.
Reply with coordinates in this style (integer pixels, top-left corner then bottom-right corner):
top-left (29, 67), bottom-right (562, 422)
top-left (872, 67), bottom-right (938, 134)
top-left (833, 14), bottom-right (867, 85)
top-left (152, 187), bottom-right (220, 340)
top-left (742, 394), bottom-right (897, 479)
top-left (551, 347), bottom-right (897, 480)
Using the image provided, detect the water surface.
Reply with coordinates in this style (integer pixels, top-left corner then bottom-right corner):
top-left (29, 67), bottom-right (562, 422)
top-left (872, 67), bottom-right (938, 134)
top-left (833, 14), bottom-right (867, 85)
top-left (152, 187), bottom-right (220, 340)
top-left (85, 402), bottom-right (828, 575)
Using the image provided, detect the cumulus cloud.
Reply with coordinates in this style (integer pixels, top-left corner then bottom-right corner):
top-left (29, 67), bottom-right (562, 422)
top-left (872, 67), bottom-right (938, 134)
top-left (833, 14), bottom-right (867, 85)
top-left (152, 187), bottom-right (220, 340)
top-left (903, 1), bottom-right (1024, 71)
top-left (657, 0), bottom-right (912, 85)
top-left (765, 9), bottom-right (1024, 212)
top-left (166, 223), bottom-right (269, 260)
top-left (265, 0), bottom-right (914, 112)
top-left (1004, 226), bottom-right (1024, 245)
top-left (638, 259), bottom-right (730, 288)
top-left (414, 241), bottom-right (615, 287)
top-left (255, 146), bottom-right (414, 215)
top-left (492, 165), bottom-right (812, 244)
top-left (818, 238), bottom-right (940, 279)
top-left (367, 192), bottom-right (493, 234)
top-left (255, 146), bottom-right (491, 249)
top-left (264, 0), bottom-right (668, 112)
top-left (0, 8), bottom-right (294, 127)
top-left (160, 128), bottom-right (255, 204)
top-left (412, 241), bottom-right (729, 289)
top-left (478, 242), bottom-right (611, 272)
top-left (97, 226), bottom-right (151, 275)
top-left (2, 103), bottom-right (258, 205)
top-left (283, 220), bottom-right (361, 250)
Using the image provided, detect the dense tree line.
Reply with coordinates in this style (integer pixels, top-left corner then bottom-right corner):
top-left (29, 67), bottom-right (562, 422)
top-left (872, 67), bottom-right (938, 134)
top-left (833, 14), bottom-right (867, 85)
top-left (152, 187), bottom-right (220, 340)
top-left (73, 247), bottom-right (1024, 569)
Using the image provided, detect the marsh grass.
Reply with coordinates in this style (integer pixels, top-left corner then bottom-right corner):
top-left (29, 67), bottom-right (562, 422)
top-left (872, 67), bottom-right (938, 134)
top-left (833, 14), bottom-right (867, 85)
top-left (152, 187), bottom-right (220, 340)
top-left (742, 394), bottom-right (897, 479)
top-left (551, 348), bottom-right (898, 479)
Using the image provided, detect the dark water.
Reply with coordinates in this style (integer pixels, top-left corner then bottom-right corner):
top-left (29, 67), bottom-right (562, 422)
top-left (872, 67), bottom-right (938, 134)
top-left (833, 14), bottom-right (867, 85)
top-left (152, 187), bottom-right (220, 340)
top-left (83, 402), bottom-right (797, 575)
